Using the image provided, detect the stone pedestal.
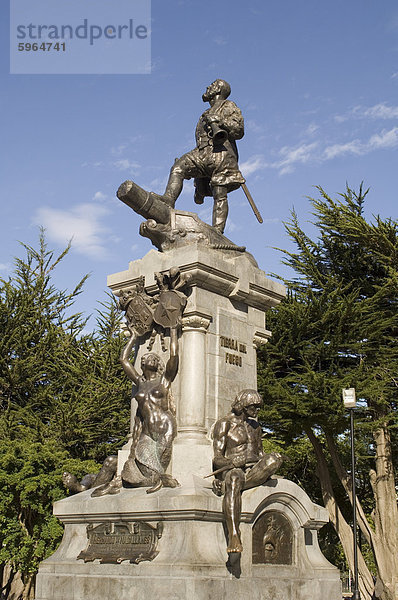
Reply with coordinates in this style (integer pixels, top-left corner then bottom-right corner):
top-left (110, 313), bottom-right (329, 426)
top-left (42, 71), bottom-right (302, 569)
top-left (107, 244), bottom-right (285, 482)
top-left (35, 244), bottom-right (341, 599)
top-left (35, 478), bottom-right (341, 600)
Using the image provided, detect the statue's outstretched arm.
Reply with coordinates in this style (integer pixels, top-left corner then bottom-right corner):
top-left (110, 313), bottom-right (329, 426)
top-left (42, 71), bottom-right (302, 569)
top-left (163, 326), bottom-right (179, 385)
top-left (120, 327), bottom-right (140, 385)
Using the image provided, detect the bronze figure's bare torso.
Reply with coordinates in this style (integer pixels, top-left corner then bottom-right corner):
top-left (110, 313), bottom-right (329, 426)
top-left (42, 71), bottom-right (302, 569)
top-left (120, 325), bottom-right (179, 493)
top-left (92, 325), bottom-right (180, 496)
top-left (211, 389), bottom-right (283, 553)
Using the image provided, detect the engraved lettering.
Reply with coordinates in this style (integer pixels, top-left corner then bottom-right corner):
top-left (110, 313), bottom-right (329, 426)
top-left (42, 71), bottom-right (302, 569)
top-left (225, 352), bottom-right (242, 367)
top-left (220, 336), bottom-right (246, 355)
top-left (78, 521), bottom-right (162, 564)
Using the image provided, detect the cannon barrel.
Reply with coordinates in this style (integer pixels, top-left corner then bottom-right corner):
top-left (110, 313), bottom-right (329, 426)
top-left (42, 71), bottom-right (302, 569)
top-left (117, 180), bottom-right (171, 225)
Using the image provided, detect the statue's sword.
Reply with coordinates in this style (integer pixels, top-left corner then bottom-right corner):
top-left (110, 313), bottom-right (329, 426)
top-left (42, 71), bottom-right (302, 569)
top-left (207, 103), bottom-right (263, 225)
top-left (241, 183), bottom-right (263, 224)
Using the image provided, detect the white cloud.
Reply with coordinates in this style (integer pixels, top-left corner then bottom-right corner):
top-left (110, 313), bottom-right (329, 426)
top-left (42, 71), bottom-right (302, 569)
top-left (241, 144), bottom-right (321, 176)
top-left (246, 119), bottom-right (264, 134)
top-left (197, 205), bottom-right (213, 224)
top-left (81, 159), bottom-right (141, 173)
top-left (323, 140), bottom-right (362, 160)
top-left (304, 123), bottom-right (319, 136)
top-left (391, 72), bottom-right (398, 79)
top-left (33, 203), bottom-right (112, 259)
top-left (148, 175), bottom-right (168, 194)
top-left (240, 155), bottom-right (268, 177)
top-left (225, 219), bottom-right (238, 234)
top-left (0, 262), bottom-right (11, 271)
top-left (110, 136), bottom-right (145, 156)
top-left (362, 103), bottom-right (398, 119)
top-left (111, 143), bottom-right (128, 156)
top-left (112, 159), bottom-right (141, 172)
top-left (335, 103), bottom-right (398, 122)
top-left (81, 161), bottom-right (105, 169)
top-left (240, 124), bottom-right (398, 176)
top-left (276, 142), bottom-right (319, 174)
top-left (367, 127), bottom-right (398, 149)
top-left (323, 127), bottom-right (398, 159)
top-left (92, 191), bottom-right (107, 201)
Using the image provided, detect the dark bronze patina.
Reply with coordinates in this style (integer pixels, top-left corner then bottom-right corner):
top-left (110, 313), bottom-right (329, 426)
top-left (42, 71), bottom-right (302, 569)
top-left (117, 179), bottom-right (249, 254)
top-left (119, 323), bottom-right (180, 493)
top-left (92, 270), bottom-right (191, 498)
top-left (211, 390), bottom-right (283, 554)
top-left (63, 455), bottom-right (117, 495)
top-left (92, 325), bottom-right (180, 496)
top-left (78, 521), bottom-right (163, 564)
top-left (88, 268), bottom-right (191, 498)
top-left (116, 79), bottom-right (262, 248)
top-left (161, 78), bottom-right (245, 234)
top-left (116, 268), bottom-right (190, 353)
top-left (252, 511), bottom-right (293, 565)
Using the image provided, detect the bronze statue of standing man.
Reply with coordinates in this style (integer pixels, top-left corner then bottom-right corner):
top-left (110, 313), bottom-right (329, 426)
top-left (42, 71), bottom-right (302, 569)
top-left (162, 79), bottom-right (245, 234)
top-left (211, 389), bottom-right (283, 553)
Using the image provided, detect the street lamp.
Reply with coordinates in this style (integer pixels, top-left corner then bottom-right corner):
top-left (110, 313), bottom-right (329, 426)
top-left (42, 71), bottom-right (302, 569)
top-left (342, 388), bottom-right (361, 600)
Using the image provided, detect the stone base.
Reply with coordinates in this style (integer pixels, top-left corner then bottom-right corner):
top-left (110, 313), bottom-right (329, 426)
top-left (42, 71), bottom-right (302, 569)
top-left (35, 478), bottom-right (341, 600)
top-left (35, 568), bottom-right (340, 600)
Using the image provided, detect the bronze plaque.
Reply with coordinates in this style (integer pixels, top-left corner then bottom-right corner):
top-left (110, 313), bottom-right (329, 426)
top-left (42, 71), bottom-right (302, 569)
top-left (252, 511), bottom-right (293, 565)
top-left (78, 521), bottom-right (163, 564)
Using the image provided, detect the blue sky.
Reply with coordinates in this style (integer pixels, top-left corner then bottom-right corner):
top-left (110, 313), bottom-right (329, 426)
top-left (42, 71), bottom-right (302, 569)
top-left (1, 0), bottom-right (397, 327)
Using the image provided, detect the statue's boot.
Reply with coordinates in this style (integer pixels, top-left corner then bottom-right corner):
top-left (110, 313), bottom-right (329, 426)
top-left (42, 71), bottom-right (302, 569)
top-left (212, 194), bottom-right (228, 234)
top-left (166, 180), bottom-right (210, 208)
top-left (162, 167), bottom-right (185, 207)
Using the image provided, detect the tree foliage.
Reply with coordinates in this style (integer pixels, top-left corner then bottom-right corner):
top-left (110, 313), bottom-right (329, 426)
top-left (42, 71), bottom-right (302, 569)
top-left (0, 233), bottom-right (130, 598)
top-left (258, 185), bottom-right (397, 600)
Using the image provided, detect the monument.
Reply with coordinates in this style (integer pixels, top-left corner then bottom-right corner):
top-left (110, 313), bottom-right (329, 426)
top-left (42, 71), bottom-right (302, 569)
top-left (35, 80), bottom-right (341, 600)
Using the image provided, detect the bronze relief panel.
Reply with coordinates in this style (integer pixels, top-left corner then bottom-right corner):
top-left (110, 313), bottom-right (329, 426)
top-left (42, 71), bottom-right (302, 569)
top-left (252, 511), bottom-right (293, 565)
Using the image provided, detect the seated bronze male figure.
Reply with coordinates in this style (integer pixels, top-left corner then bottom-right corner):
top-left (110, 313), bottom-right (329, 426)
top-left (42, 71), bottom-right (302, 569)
top-left (212, 389), bottom-right (283, 553)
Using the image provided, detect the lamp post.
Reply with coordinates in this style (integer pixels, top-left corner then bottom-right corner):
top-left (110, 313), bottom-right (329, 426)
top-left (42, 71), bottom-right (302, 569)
top-left (342, 388), bottom-right (361, 600)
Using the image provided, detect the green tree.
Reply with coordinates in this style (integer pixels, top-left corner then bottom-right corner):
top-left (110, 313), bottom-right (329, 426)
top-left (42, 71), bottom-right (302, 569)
top-left (258, 186), bottom-right (398, 600)
top-left (0, 233), bottom-right (130, 599)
